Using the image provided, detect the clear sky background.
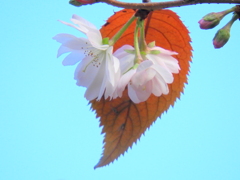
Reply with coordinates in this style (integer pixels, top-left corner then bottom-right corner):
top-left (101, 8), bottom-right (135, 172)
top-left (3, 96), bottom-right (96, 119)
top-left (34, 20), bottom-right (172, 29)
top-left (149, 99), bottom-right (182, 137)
top-left (1, 1), bottom-right (240, 180)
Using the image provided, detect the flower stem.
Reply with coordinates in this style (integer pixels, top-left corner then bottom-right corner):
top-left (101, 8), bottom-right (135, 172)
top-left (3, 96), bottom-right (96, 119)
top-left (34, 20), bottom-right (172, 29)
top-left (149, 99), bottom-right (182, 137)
top-left (222, 6), bottom-right (237, 15)
top-left (109, 15), bottom-right (137, 46)
top-left (134, 18), bottom-right (143, 64)
top-left (139, 19), bottom-right (147, 52)
top-left (223, 12), bottom-right (239, 31)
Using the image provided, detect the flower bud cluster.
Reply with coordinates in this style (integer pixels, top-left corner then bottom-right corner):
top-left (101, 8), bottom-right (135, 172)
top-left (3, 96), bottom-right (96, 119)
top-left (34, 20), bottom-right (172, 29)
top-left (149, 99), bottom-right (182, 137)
top-left (198, 6), bottom-right (239, 48)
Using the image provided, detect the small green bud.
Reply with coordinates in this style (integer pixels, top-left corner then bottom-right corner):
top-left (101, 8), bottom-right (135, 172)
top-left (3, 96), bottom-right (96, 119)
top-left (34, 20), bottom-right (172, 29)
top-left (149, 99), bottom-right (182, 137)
top-left (102, 37), bottom-right (109, 45)
top-left (213, 28), bottom-right (230, 48)
top-left (125, 49), bottom-right (135, 54)
top-left (149, 50), bottom-right (160, 55)
top-left (140, 51), bottom-right (147, 56)
top-left (148, 41), bottom-right (156, 48)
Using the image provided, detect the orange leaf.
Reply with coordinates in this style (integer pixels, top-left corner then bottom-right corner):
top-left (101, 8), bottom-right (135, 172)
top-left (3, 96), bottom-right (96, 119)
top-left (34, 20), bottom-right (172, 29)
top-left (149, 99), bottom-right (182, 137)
top-left (91, 9), bottom-right (192, 168)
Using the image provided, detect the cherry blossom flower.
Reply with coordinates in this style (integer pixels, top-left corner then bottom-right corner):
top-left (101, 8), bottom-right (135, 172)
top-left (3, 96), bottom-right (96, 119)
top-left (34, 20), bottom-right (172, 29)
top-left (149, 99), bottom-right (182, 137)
top-left (114, 43), bottom-right (180, 103)
top-left (53, 15), bottom-right (120, 101)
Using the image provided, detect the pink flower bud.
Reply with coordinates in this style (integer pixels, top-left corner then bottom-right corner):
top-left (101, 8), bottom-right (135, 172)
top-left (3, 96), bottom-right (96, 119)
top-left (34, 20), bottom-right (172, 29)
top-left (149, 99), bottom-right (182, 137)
top-left (69, 0), bottom-right (95, 6)
top-left (213, 28), bottom-right (230, 49)
top-left (75, 0), bottom-right (95, 4)
top-left (198, 13), bottom-right (222, 29)
top-left (198, 7), bottom-right (236, 30)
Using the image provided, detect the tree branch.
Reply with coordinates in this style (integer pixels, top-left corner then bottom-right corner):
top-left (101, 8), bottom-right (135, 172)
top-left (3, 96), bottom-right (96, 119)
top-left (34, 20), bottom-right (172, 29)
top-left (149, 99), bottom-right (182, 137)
top-left (95, 0), bottom-right (240, 10)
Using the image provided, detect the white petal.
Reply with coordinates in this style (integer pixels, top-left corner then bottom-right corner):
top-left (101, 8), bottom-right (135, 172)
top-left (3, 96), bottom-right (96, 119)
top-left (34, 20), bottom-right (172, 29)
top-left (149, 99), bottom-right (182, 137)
top-left (62, 37), bottom-right (90, 50)
top-left (105, 59), bottom-right (121, 100)
top-left (84, 58), bottom-right (106, 101)
top-left (105, 48), bottom-right (116, 86)
top-left (147, 49), bottom-right (180, 74)
top-left (145, 80), bottom-right (153, 94)
top-left (128, 83), bottom-right (151, 103)
top-left (119, 54), bottom-right (135, 74)
top-left (138, 68), bottom-right (156, 86)
top-left (59, 15), bottom-right (101, 37)
top-left (117, 69), bottom-right (136, 97)
top-left (57, 45), bottom-right (72, 58)
top-left (53, 34), bottom-right (89, 57)
top-left (104, 80), bottom-right (115, 100)
top-left (157, 54), bottom-right (180, 73)
top-left (114, 45), bottom-right (135, 74)
top-left (154, 73), bottom-right (169, 94)
top-left (136, 84), bottom-right (151, 102)
top-left (146, 53), bottom-right (165, 67)
top-left (151, 78), bottom-right (163, 96)
top-left (136, 60), bottom-right (153, 72)
top-left (86, 31), bottom-right (108, 50)
top-left (131, 70), bottom-right (144, 87)
top-left (80, 51), bottom-right (118, 101)
top-left (74, 62), bottom-right (85, 86)
top-left (71, 14), bottom-right (97, 32)
top-left (128, 84), bottom-right (141, 103)
top-left (114, 45), bottom-right (134, 59)
top-left (151, 46), bottom-right (178, 56)
top-left (97, 60), bottom-right (108, 100)
top-left (58, 20), bottom-right (85, 33)
top-left (131, 60), bottom-right (153, 86)
top-left (152, 64), bottom-right (173, 83)
top-left (53, 33), bottom-right (77, 44)
top-left (104, 83), bottom-right (114, 100)
top-left (112, 54), bottom-right (120, 73)
top-left (147, 54), bottom-right (174, 83)
top-left (74, 56), bottom-right (99, 87)
top-left (62, 52), bottom-right (84, 66)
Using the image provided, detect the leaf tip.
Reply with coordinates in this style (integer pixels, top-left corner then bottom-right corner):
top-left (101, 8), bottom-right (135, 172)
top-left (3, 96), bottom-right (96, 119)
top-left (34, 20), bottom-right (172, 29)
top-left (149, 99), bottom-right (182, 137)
top-left (93, 157), bottom-right (105, 169)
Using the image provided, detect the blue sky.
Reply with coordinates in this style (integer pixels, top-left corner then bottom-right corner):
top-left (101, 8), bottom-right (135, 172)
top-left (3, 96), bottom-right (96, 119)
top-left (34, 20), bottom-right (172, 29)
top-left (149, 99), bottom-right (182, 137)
top-left (1, 1), bottom-right (240, 180)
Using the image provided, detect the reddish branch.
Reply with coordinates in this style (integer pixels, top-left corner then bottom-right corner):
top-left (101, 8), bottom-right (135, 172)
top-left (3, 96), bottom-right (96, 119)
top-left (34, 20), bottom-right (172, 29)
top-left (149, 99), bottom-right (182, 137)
top-left (93, 0), bottom-right (240, 10)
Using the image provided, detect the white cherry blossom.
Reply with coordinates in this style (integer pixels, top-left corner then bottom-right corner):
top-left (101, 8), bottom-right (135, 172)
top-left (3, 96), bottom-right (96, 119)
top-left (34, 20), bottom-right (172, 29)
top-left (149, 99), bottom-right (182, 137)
top-left (53, 15), bottom-right (120, 101)
top-left (114, 44), bottom-right (180, 103)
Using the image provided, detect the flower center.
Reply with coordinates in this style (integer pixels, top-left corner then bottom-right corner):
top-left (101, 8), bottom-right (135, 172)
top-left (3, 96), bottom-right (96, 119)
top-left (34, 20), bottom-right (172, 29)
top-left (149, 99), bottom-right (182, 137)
top-left (91, 55), bottom-right (101, 68)
top-left (82, 47), bottom-right (102, 72)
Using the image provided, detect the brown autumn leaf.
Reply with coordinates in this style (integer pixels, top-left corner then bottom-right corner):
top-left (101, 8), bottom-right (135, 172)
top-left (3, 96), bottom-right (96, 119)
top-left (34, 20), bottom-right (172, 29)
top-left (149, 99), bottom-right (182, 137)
top-left (91, 9), bottom-right (192, 168)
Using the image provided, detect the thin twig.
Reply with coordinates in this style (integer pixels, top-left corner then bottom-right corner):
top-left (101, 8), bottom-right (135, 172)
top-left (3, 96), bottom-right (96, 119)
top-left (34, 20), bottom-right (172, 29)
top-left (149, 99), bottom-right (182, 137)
top-left (95, 0), bottom-right (240, 10)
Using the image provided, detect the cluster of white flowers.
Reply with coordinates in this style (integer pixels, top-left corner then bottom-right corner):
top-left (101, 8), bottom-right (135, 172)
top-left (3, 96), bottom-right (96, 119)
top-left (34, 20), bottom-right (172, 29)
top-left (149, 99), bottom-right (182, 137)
top-left (53, 15), bottom-right (180, 103)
